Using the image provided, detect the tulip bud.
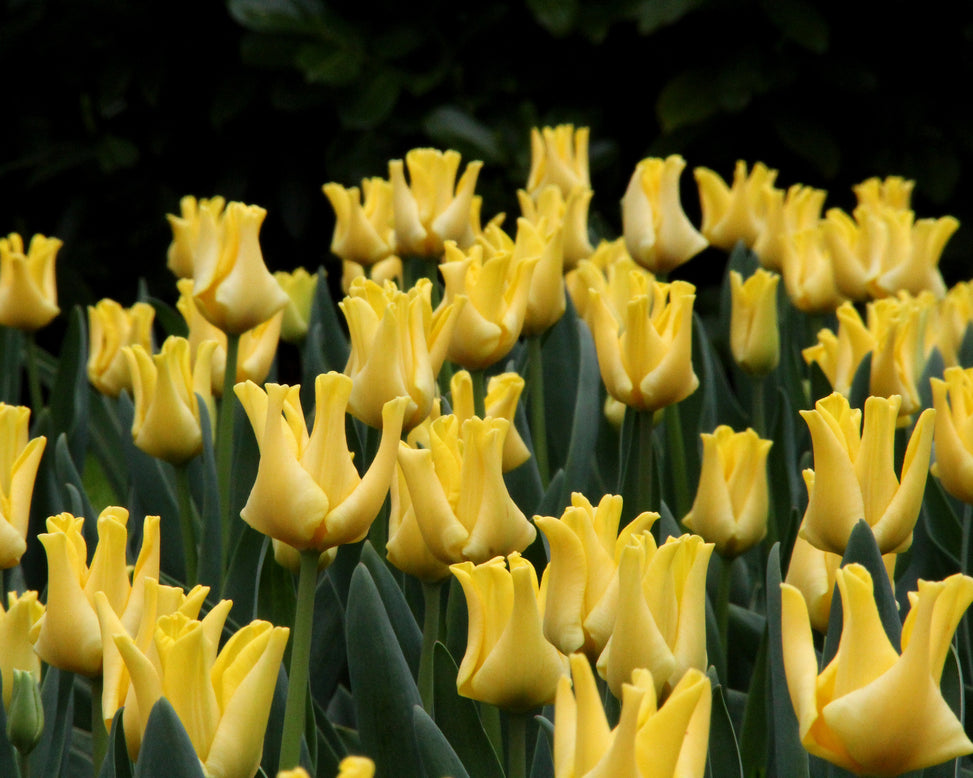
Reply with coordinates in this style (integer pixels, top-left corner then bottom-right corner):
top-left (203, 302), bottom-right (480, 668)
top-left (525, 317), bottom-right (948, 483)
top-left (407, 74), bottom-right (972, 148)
top-left (526, 125), bottom-right (590, 197)
top-left (0, 591), bottom-right (44, 711)
top-left (6, 669), bottom-right (43, 755)
top-left (87, 299), bottom-right (155, 396)
top-left (729, 269), bottom-right (780, 376)
top-left (322, 177), bottom-right (396, 265)
top-left (781, 226), bottom-right (846, 314)
top-left (274, 267), bottom-right (318, 343)
top-left (336, 756), bottom-right (376, 778)
top-left (0, 404), bottom-right (47, 570)
top-left (752, 183), bottom-right (826, 272)
top-left (0, 233), bottom-right (61, 331)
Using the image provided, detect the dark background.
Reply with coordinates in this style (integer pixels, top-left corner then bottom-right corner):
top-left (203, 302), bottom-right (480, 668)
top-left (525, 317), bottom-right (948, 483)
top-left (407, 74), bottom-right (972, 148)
top-left (3, 0), bottom-right (972, 339)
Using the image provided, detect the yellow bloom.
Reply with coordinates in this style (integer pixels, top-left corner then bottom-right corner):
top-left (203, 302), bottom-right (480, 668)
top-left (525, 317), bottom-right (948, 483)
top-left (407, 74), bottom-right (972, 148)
top-left (564, 239), bottom-right (649, 321)
top-left (822, 206), bottom-right (891, 301)
top-left (780, 226), bottom-right (846, 314)
top-left (124, 336), bottom-right (216, 464)
top-left (873, 215), bottom-right (956, 299)
top-left (30, 508), bottom-right (160, 677)
top-left (519, 184), bottom-right (594, 270)
top-left (192, 201), bottom-right (289, 335)
top-left (340, 255), bottom-right (403, 295)
top-left (752, 183), bottom-right (826, 273)
top-left (596, 533), bottom-right (713, 699)
top-left (438, 240), bottom-right (538, 370)
top-left (929, 281), bottom-right (973, 367)
top-left (236, 373), bottom-right (408, 550)
top-left (554, 653), bottom-right (710, 778)
top-left (166, 195), bottom-right (226, 279)
top-left (535, 493), bottom-right (657, 660)
top-left (729, 269), bottom-right (780, 376)
top-left (322, 177), bottom-right (396, 265)
top-left (931, 366), bottom-right (973, 504)
top-left (450, 554), bottom-right (569, 711)
top-left (0, 233), bottom-right (61, 331)
top-left (277, 768), bottom-right (312, 778)
top-left (526, 125), bottom-right (590, 197)
top-left (802, 302), bottom-right (874, 396)
top-left (335, 756), bottom-right (375, 778)
top-left (114, 608), bottom-right (289, 777)
top-left (621, 155), bottom-right (708, 275)
top-left (781, 565), bottom-right (973, 775)
top-left (854, 175), bottom-right (914, 210)
top-left (694, 160), bottom-right (777, 251)
top-left (585, 276), bottom-right (698, 412)
top-left (799, 393), bottom-right (934, 555)
top-left (449, 369), bottom-right (531, 471)
top-left (387, 459), bottom-right (453, 583)
top-left (0, 404), bottom-right (46, 570)
top-left (273, 267), bottom-right (318, 343)
top-left (389, 148), bottom-right (483, 257)
top-left (340, 277), bottom-right (463, 429)
top-left (87, 299), bottom-right (155, 396)
top-left (867, 296), bottom-right (928, 419)
top-left (0, 591), bottom-right (44, 710)
top-left (683, 426), bottom-right (771, 558)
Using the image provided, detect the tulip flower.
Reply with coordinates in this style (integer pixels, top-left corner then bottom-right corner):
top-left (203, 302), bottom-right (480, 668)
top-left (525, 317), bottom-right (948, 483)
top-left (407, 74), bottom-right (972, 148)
top-left (781, 565), bottom-right (973, 775)
top-left (87, 298), bottom-right (155, 396)
top-left (621, 155), bottom-right (708, 276)
top-left (192, 201), bottom-right (289, 335)
top-left (450, 554), bottom-right (569, 711)
top-left (0, 591), bottom-right (44, 710)
top-left (387, 460), bottom-right (453, 582)
top-left (337, 756), bottom-right (376, 778)
top-left (597, 533), bottom-right (713, 699)
top-left (873, 215), bottom-right (956, 299)
top-left (799, 392), bottom-right (935, 555)
top-left (728, 269), bottom-right (780, 376)
top-left (0, 232), bottom-right (61, 331)
top-left (6, 668), bottom-right (43, 755)
top-left (554, 653), bottom-right (710, 778)
top-left (30, 508), bottom-right (160, 677)
top-left (322, 177), bottom-right (396, 265)
top-left (340, 276), bottom-right (463, 429)
top-left (929, 281), bottom-right (973, 367)
top-left (535, 493), bottom-right (657, 660)
top-left (113, 607), bottom-right (289, 777)
top-left (389, 148), bottom-right (483, 258)
top-left (855, 175), bottom-right (914, 210)
top-left (340, 255), bottom-right (403, 294)
top-left (802, 301), bottom-right (874, 397)
top-left (235, 373), bottom-right (408, 550)
top-left (752, 183), bottom-right (826, 272)
top-left (526, 124), bottom-right (590, 197)
top-left (124, 336), bottom-right (217, 464)
top-left (867, 295), bottom-right (927, 419)
top-left (519, 184), bottom-right (594, 270)
top-left (694, 160), bottom-right (777, 251)
top-left (564, 239), bottom-right (649, 321)
top-left (931, 366), bottom-right (973, 504)
top-left (166, 195), bottom-right (226, 279)
top-left (449, 369), bottom-right (531, 471)
top-left (585, 276), bottom-right (698, 412)
top-left (273, 267), bottom-right (318, 343)
top-left (780, 226), bottom-right (846, 314)
top-left (683, 426), bottom-right (771, 558)
top-left (0, 404), bottom-right (46, 570)
top-left (396, 414), bottom-right (536, 566)
top-left (822, 206), bottom-right (891, 301)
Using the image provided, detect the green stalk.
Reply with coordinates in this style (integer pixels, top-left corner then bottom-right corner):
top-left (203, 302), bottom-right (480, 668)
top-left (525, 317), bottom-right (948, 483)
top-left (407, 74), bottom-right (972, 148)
top-left (418, 580), bottom-right (443, 713)
top-left (174, 464), bottom-right (198, 586)
top-left (480, 702), bottom-right (503, 765)
top-left (278, 548), bottom-right (319, 772)
top-left (506, 712), bottom-right (528, 778)
top-left (25, 332), bottom-right (43, 414)
top-left (751, 376), bottom-right (767, 439)
top-left (716, 556), bottom-right (734, 660)
top-left (637, 409), bottom-right (655, 514)
top-left (471, 369), bottom-right (487, 419)
top-left (17, 751), bottom-right (29, 778)
top-left (960, 504), bottom-right (973, 684)
top-left (217, 331), bottom-right (241, 581)
top-left (91, 676), bottom-right (107, 776)
top-left (664, 402), bottom-right (691, 518)
top-left (527, 335), bottom-right (550, 488)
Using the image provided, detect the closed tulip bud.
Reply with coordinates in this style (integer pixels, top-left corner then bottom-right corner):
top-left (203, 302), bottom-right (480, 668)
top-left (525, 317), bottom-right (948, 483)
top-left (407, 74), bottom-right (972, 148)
top-left (322, 177), bottom-right (396, 265)
top-left (450, 554), bottom-right (569, 711)
top-left (236, 373), bottom-right (408, 550)
top-left (802, 302), bottom-right (874, 397)
top-left (519, 185), bottom-right (594, 270)
top-left (0, 404), bottom-right (46, 570)
top-left (6, 669), bottom-right (43, 755)
top-left (192, 201), bottom-right (289, 334)
top-left (124, 336), bottom-right (216, 464)
top-left (166, 195), bottom-right (226, 279)
top-left (621, 155), bottom-right (708, 275)
top-left (752, 183), bottom-right (826, 272)
top-left (683, 426), bottom-right (771, 558)
top-left (389, 148), bottom-right (483, 258)
top-left (336, 756), bottom-right (375, 778)
top-left (535, 493), bottom-right (657, 660)
top-left (931, 366), bottom-right (973, 504)
top-left (597, 533), bottom-right (713, 699)
top-left (527, 125), bottom-right (590, 197)
top-left (273, 267), bottom-right (318, 343)
top-left (0, 232), bottom-right (61, 331)
top-left (781, 226), bottom-right (846, 314)
top-left (87, 299), bottom-right (155, 396)
top-left (340, 255), bottom-right (403, 294)
top-left (781, 565), bottom-right (973, 774)
top-left (31, 508), bottom-right (160, 676)
top-left (694, 161), bottom-right (777, 251)
top-left (729, 269), bottom-right (780, 376)
top-left (799, 393), bottom-right (934, 555)
top-left (340, 277), bottom-right (462, 429)
top-left (0, 591), bottom-right (44, 710)
top-left (449, 369), bottom-right (531, 472)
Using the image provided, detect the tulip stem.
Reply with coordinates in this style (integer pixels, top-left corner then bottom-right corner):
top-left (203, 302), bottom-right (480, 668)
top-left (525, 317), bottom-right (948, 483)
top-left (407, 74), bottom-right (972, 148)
top-left (279, 548), bottom-right (319, 772)
top-left (527, 335), bottom-right (550, 488)
top-left (716, 556), bottom-right (734, 662)
top-left (17, 752), bottom-right (28, 778)
top-left (751, 376), bottom-right (767, 439)
top-left (664, 402), bottom-right (691, 518)
top-left (91, 676), bottom-right (107, 776)
top-left (637, 409), bottom-right (655, 513)
top-left (961, 504), bottom-right (973, 684)
top-left (471, 369), bottom-right (487, 418)
top-left (25, 332), bottom-right (43, 413)
top-left (217, 331), bottom-right (241, 581)
top-left (418, 580), bottom-right (443, 714)
top-left (506, 711), bottom-right (528, 778)
top-left (174, 464), bottom-right (198, 586)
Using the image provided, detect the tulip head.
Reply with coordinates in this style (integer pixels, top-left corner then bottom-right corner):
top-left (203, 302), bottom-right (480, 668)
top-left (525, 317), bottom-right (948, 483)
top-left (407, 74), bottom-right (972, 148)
top-left (166, 195), bottom-right (226, 278)
top-left (781, 226), bottom-right (846, 314)
top-left (6, 669), bottom-right (43, 755)
top-left (729, 269), bottom-right (780, 376)
top-left (931, 366), bottom-right (973, 504)
top-left (0, 233), bottom-right (61, 331)
top-left (802, 302), bottom-right (874, 397)
top-left (340, 255), bottom-right (403, 295)
top-left (526, 124), bottom-right (590, 197)
top-left (449, 369), bottom-right (531, 472)
top-left (0, 404), bottom-right (46, 570)
top-left (322, 177), bottom-right (396, 265)
top-left (752, 183), bottom-right (826, 272)
top-left (274, 267), bottom-right (318, 343)
top-left (0, 591), bottom-right (44, 710)
top-left (87, 299), bottom-right (155, 396)
top-left (519, 184), bottom-right (594, 270)
top-left (694, 160), bottom-right (776, 251)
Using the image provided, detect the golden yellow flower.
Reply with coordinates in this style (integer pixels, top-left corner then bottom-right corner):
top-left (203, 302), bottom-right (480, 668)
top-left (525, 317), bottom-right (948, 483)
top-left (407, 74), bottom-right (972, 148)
top-left (449, 369), bottom-right (531, 472)
top-left (752, 183), bottom-right (826, 273)
top-left (564, 239), bottom-right (648, 320)
top-left (87, 299), bottom-right (155, 396)
top-left (526, 124), bottom-right (590, 197)
top-left (322, 177), bottom-right (396, 265)
top-left (780, 226), bottom-right (846, 314)
top-left (729, 269), bottom-right (780, 376)
top-left (931, 366), bottom-right (973, 504)
top-left (340, 255), bottom-right (403, 295)
top-left (0, 591), bottom-right (44, 710)
top-left (802, 301), bottom-right (874, 396)
top-left (519, 184), bottom-right (594, 270)
top-left (854, 175), bottom-right (914, 210)
top-left (337, 757), bottom-right (375, 778)
top-left (694, 160), bottom-right (777, 251)
top-left (0, 233), bottom-right (61, 331)
top-left (166, 195), bottom-right (226, 279)
top-left (0, 404), bottom-right (46, 570)
top-left (274, 267), bottom-right (318, 343)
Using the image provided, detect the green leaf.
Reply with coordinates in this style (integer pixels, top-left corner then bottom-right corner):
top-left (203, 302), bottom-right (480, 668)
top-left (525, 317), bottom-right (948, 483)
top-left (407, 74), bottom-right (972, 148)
top-left (530, 720), bottom-right (554, 778)
top-left (360, 541), bottom-right (422, 677)
top-left (97, 710), bottom-right (133, 778)
top-left (228, 0), bottom-right (326, 35)
top-left (301, 266), bottom-right (350, 408)
top-left (527, 0), bottom-right (578, 36)
top-left (134, 699), bottom-right (204, 778)
top-left (706, 676), bottom-right (744, 778)
top-left (847, 351), bottom-right (872, 411)
top-left (256, 535), bottom-right (296, 630)
top-left (223, 523), bottom-right (269, 622)
top-left (145, 296), bottom-right (188, 339)
top-left (310, 576), bottom-right (347, 708)
top-left (423, 106), bottom-right (504, 164)
top-left (0, 327), bottom-right (23, 405)
top-left (558, 319), bottom-right (602, 507)
top-left (921, 476), bottom-right (962, 568)
top-left (761, 0), bottom-right (829, 52)
top-left (413, 705), bottom-right (472, 778)
top-left (920, 347), bottom-right (946, 410)
top-left (27, 668), bottom-right (75, 778)
top-left (194, 397), bottom-right (222, 590)
top-left (634, 0), bottom-right (702, 34)
top-left (337, 69), bottom-right (401, 129)
top-left (738, 628), bottom-right (769, 777)
top-left (0, 675), bottom-right (20, 778)
top-left (49, 306), bottom-right (89, 463)
top-left (296, 42), bottom-right (363, 86)
top-left (656, 69), bottom-right (720, 133)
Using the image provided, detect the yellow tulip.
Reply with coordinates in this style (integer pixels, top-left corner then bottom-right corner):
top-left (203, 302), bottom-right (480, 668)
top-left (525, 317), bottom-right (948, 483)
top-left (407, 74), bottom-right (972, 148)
top-left (855, 175), bottom-right (914, 210)
top-left (535, 493), bottom-right (657, 660)
top-left (438, 240), bottom-right (538, 370)
top-left (585, 276), bottom-right (698, 412)
top-left (596, 533), bottom-right (713, 699)
top-left (235, 373), bottom-right (408, 550)
top-left (123, 336), bottom-right (216, 464)
top-left (87, 299), bottom-right (155, 396)
top-left (729, 269), bottom-right (780, 376)
top-left (621, 155), bottom-right (708, 275)
top-left (192, 201), bottom-right (289, 335)
top-left (30, 508), bottom-right (160, 677)
top-left (780, 226), bottom-right (846, 314)
top-left (0, 233), bottom-right (61, 331)
top-left (564, 239), bottom-right (649, 321)
top-left (273, 267), bottom-right (318, 343)
top-left (554, 653), bottom-right (710, 778)
top-left (822, 206), bottom-right (890, 301)
top-left (114, 608), bottom-right (289, 777)
top-left (873, 215), bottom-right (956, 299)
top-left (389, 148), bottom-right (483, 258)
top-left (931, 366), bottom-right (973, 504)
top-left (799, 392), bottom-right (934, 555)
top-left (396, 414), bottom-right (536, 566)
top-left (340, 276), bottom-right (462, 429)
top-left (519, 185), bottom-right (594, 270)
top-left (449, 369), bottom-right (531, 472)
top-left (802, 301), bottom-right (874, 397)
top-left (683, 426), bottom-right (771, 558)
top-left (336, 755), bottom-right (376, 778)
top-left (387, 460), bottom-right (453, 582)
top-left (526, 125), bottom-right (590, 197)
top-left (166, 195), bottom-right (226, 279)
top-left (450, 554), bottom-right (569, 711)
top-left (929, 281), bottom-right (973, 367)
top-left (322, 177), bottom-right (396, 265)
top-left (0, 591), bottom-right (44, 710)
top-left (867, 296), bottom-right (927, 419)
top-left (752, 183), bottom-right (826, 273)
top-left (0, 404), bottom-right (46, 570)
top-left (781, 565), bottom-right (973, 775)
top-left (277, 768), bottom-right (312, 778)
top-left (340, 255), bottom-right (403, 294)
top-left (694, 160), bottom-right (777, 251)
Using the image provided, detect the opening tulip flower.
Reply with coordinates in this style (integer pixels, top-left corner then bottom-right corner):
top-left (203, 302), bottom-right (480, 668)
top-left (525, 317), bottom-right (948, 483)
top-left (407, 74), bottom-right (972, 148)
top-left (526, 124), bottom-right (590, 197)
top-left (781, 564), bottom-right (973, 775)
top-left (694, 160), bottom-right (777, 251)
top-left (323, 177), bottom-right (396, 265)
top-left (0, 403), bottom-right (46, 570)
top-left (752, 183), bottom-right (826, 273)
top-left (519, 184), bottom-right (594, 270)
top-left (0, 591), bottom-right (44, 710)
top-left (87, 298), bottom-right (155, 397)
top-left (449, 369), bottom-right (531, 472)
top-left (0, 232), bottom-right (61, 331)
top-left (274, 266), bottom-right (318, 343)
top-left (931, 366), bottom-right (973, 503)
top-left (235, 372), bottom-right (408, 550)
top-left (166, 195), bottom-right (226, 278)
